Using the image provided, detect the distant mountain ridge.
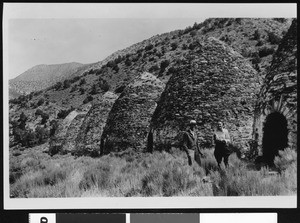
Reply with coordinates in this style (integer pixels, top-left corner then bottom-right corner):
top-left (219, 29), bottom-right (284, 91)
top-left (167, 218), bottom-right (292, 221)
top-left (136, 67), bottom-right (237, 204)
top-left (9, 62), bottom-right (86, 97)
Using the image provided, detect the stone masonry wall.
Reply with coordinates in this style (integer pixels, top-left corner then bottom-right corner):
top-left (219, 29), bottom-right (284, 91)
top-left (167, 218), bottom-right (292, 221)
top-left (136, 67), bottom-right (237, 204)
top-left (150, 37), bottom-right (259, 149)
top-left (74, 91), bottom-right (118, 156)
top-left (253, 19), bottom-right (297, 152)
top-left (101, 72), bottom-right (165, 154)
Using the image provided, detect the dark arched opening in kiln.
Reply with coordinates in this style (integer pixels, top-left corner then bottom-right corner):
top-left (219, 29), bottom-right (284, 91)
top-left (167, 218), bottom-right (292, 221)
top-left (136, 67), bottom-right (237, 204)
top-left (262, 112), bottom-right (288, 165)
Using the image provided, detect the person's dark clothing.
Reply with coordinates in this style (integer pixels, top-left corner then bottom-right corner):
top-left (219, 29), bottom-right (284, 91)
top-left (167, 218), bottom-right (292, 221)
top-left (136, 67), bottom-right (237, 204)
top-left (214, 140), bottom-right (230, 166)
top-left (213, 128), bottom-right (231, 167)
top-left (182, 129), bottom-right (203, 166)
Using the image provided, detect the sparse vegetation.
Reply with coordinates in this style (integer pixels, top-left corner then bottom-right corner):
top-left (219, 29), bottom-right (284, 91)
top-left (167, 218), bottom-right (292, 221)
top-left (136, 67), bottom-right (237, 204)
top-left (9, 147), bottom-right (296, 197)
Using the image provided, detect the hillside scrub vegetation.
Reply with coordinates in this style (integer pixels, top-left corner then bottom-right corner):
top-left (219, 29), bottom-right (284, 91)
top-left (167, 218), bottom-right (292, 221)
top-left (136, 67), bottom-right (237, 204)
top-left (9, 145), bottom-right (296, 198)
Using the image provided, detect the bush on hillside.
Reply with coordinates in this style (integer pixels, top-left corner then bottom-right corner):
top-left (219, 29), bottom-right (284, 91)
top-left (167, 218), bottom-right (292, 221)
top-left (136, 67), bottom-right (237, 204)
top-left (190, 30), bottom-right (197, 37)
top-left (267, 31), bottom-right (281, 45)
top-left (149, 65), bottom-right (160, 73)
top-left (70, 85), bottom-right (77, 93)
top-left (273, 18), bottom-right (287, 23)
top-left (50, 120), bottom-right (59, 136)
top-left (18, 112), bottom-right (28, 130)
top-left (115, 85), bottom-right (126, 94)
top-left (83, 95), bottom-right (93, 104)
top-left (63, 79), bottom-right (71, 89)
top-left (35, 109), bottom-right (49, 124)
top-left (251, 52), bottom-right (262, 64)
top-left (79, 78), bottom-right (86, 86)
top-left (170, 42), bottom-right (178, 50)
top-left (54, 82), bottom-right (62, 90)
top-left (12, 128), bottom-right (40, 148)
top-left (182, 44), bottom-right (188, 50)
top-left (252, 29), bottom-right (261, 40)
top-left (35, 109), bottom-right (44, 116)
top-left (160, 59), bottom-right (170, 73)
top-left (79, 87), bottom-right (85, 95)
top-left (145, 44), bottom-right (154, 51)
top-left (259, 46), bottom-right (276, 57)
top-left (70, 75), bottom-right (81, 83)
top-left (37, 98), bottom-right (45, 106)
top-left (256, 40), bottom-right (264, 47)
top-left (35, 126), bottom-right (49, 144)
top-left (88, 69), bottom-right (94, 74)
top-left (125, 58), bottom-right (132, 66)
top-left (166, 66), bottom-right (178, 76)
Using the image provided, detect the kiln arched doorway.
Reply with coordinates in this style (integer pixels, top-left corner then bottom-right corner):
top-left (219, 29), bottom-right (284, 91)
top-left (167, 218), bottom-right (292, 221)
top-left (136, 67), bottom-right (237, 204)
top-left (262, 112), bottom-right (288, 165)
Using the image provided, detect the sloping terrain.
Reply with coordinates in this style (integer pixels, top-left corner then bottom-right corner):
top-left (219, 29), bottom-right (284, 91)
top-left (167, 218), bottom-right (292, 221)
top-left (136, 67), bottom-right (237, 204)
top-left (9, 62), bottom-right (85, 95)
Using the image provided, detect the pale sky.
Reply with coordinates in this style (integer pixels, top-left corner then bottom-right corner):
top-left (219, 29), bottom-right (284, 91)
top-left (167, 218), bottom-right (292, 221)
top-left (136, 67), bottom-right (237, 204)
top-left (7, 18), bottom-right (204, 79)
top-left (3, 3), bottom-right (296, 79)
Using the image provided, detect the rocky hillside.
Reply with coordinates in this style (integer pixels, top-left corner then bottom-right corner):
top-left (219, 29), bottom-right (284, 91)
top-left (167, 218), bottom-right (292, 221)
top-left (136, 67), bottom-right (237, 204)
top-left (9, 62), bottom-right (85, 95)
top-left (8, 18), bottom-right (294, 157)
top-left (198, 18), bottom-right (291, 74)
top-left (9, 88), bottom-right (21, 99)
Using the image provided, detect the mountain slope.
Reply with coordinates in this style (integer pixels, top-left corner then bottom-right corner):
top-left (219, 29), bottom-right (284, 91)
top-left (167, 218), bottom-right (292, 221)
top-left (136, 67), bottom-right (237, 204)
top-left (9, 62), bottom-right (85, 95)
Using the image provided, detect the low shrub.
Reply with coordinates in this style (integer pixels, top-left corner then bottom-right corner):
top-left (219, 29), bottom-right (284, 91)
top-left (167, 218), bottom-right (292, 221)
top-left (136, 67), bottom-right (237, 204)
top-left (37, 98), bottom-right (45, 106)
top-left (83, 95), bottom-right (93, 104)
top-left (267, 31), bottom-right (281, 44)
top-left (274, 148), bottom-right (297, 173)
top-left (79, 78), bottom-right (86, 86)
top-left (259, 46), bottom-right (276, 57)
top-left (79, 164), bottom-right (111, 190)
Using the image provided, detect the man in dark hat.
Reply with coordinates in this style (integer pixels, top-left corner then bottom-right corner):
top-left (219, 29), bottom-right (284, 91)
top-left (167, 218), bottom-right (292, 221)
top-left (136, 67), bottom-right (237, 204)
top-left (181, 119), bottom-right (204, 166)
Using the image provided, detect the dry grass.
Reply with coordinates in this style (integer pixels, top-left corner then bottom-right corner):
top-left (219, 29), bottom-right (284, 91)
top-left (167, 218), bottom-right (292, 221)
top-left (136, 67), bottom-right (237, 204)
top-left (9, 145), bottom-right (296, 198)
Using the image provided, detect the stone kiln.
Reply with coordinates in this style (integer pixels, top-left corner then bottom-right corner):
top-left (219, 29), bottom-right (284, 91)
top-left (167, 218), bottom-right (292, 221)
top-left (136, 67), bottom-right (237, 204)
top-left (252, 19), bottom-right (297, 164)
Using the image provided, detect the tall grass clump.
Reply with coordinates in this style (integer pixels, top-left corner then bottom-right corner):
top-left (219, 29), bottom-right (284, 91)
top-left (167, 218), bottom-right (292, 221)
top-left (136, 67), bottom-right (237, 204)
top-left (10, 162), bottom-right (69, 197)
top-left (200, 149), bottom-right (219, 174)
top-left (210, 153), bottom-right (297, 196)
top-left (79, 162), bottom-right (112, 190)
top-left (274, 148), bottom-right (297, 173)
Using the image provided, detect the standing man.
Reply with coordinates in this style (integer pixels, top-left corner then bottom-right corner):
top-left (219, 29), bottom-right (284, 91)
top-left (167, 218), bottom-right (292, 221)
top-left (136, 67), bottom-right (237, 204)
top-left (213, 121), bottom-right (231, 167)
top-left (182, 120), bottom-right (204, 166)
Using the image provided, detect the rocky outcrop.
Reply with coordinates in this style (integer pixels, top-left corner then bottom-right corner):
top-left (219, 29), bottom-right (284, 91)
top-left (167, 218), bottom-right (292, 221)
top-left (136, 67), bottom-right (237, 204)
top-left (253, 19), bottom-right (297, 164)
top-left (101, 72), bottom-right (165, 154)
top-left (74, 91), bottom-right (118, 156)
top-left (150, 37), bottom-right (259, 150)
